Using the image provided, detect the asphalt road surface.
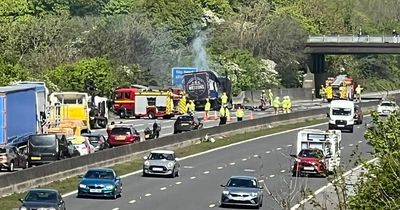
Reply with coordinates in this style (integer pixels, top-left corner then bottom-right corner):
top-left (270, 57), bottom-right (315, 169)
top-left (63, 117), bottom-right (373, 210)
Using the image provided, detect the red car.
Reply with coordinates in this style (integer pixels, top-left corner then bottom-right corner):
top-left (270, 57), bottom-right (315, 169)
top-left (108, 125), bottom-right (141, 147)
top-left (291, 148), bottom-right (328, 177)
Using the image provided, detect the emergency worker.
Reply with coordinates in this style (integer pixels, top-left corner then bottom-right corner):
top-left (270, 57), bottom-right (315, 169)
top-left (260, 90), bottom-right (267, 107)
top-left (319, 85), bottom-right (326, 102)
top-left (340, 83), bottom-right (347, 99)
top-left (236, 106), bottom-right (244, 121)
top-left (355, 85), bottom-right (363, 102)
top-left (273, 97), bottom-right (281, 115)
top-left (204, 98), bottom-right (211, 118)
top-left (189, 100), bottom-right (196, 114)
top-left (179, 91), bottom-right (187, 114)
top-left (221, 92), bottom-right (228, 107)
top-left (326, 84), bottom-right (333, 102)
top-left (219, 105), bottom-right (228, 125)
top-left (152, 120), bottom-right (161, 138)
top-left (106, 121), bottom-right (115, 136)
top-left (268, 89), bottom-right (273, 106)
top-left (287, 96), bottom-right (292, 113)
top-left (282, 97), bottom-right (289, 114)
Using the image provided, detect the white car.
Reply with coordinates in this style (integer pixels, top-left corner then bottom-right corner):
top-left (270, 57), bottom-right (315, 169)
top-left (67, 136), bottom-right (95, 156)
top-left (377, 101), bottom-right (398, 116)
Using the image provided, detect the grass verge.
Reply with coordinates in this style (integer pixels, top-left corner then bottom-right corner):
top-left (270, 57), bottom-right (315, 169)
top-left (0, 117), bottom-right (326, 210)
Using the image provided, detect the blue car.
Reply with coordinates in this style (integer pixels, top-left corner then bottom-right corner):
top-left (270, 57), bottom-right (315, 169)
top-left (77, 167), bottom-right (122, 199)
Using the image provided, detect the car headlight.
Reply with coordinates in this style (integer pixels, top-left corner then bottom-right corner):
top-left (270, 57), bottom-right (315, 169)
top-left (167, 162), bottom-right (174, 168)
top-left (79, 184), bottom-right (87, 189)
top-left (105, 185), bottom-right (114, 190)
top-left (144, 161), bottom-right (150, 166)
top-left (20, 207), bottom-right (27, 210)
top-left (251, 192), bottom-right (258, 197)
top-left (222, 190), bottom-right (229, 195)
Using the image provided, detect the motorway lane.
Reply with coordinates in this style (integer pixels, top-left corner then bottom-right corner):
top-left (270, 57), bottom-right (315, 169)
top-left (63, 119), bottom-right (373, 210)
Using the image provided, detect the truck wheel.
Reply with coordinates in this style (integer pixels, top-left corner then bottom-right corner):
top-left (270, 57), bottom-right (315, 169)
top-left (119, 110), bottom-right (127, 119)
top-left (148, 112), bottom-right (156, 119)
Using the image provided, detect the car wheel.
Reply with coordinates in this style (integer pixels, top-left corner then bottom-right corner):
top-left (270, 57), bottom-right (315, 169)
top-left (170, 168), bottom-right (176, 178)
top-left (142, 171), bottom-right (147, 177)
top-left (292, 171), bottom-right (299, 177)
top-left (112, 192), bottom-right (117, 200)
top-left (175, 169), bottom-right (180, 177)
top-left (349, 127), bottom-right (354, 133)
top-left (119, 110), bottom-right (126, 119)
top-left (8, 161), bottom-right (14, 172)
top-left (148, 112), bottom-right (156, 119)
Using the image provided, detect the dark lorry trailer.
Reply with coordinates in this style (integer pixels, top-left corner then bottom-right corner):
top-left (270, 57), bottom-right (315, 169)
top-left (0, 85), bottom-right (40, 145)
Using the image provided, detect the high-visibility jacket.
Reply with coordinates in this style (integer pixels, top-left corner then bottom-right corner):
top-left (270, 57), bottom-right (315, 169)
top-left (205, 101), bottom-right (211, 111)
top-left (189, 101), bottom-right (195, 112)
top-left (219, 107), bottom-right (226, 117)
top-left (236, 109), bottom-right (244, 118)
top-left (221, 94), bottom-right (228, 105)
top-left (287, 98), bottom-right (292, 109)
top-left (356, 86), bottom-right (363, 94)
top-left (282, 99), bottom-right (289, 109)
top-left (273, 99), bottom-right (281, 108)
top-left (326, 86), bottom-right (333, 99)
top-left (320, 87), bottom-right (326, 96)
top-left (340, 86), bottom-right (347, 99)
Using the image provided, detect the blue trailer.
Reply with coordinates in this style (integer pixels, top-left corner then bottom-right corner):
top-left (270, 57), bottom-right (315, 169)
top-left (0, 85), bottom-right (39, 145)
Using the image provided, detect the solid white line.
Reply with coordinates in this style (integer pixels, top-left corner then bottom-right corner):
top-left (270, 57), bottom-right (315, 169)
top-left (63, 121), bottom-right (328, 198)
top-left (290, 158), bottom-right (378, 210)
top-left (135, 124), bottom-right (144, 127)
top-left (129, 200), bottom-right (136, 204)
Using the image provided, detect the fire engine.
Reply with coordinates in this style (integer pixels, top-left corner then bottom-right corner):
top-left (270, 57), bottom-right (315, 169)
top-left (326, 75), bottom-right (356, 100)
top-left (111, 87), bottom-right (182, 119)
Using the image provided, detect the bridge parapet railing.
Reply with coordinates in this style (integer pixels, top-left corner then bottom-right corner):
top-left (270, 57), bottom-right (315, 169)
top-left (307, 35), bottom-right (400, 43)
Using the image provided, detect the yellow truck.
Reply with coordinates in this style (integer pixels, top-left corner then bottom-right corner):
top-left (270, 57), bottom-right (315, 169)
top-left (47, 92), bottom-right (91, 135)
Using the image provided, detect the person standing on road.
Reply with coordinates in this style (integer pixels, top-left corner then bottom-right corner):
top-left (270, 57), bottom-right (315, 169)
top-left (356, 84), bottom-right (363, 102)
top-left (287, 96), bottom-right (292, 113)
top-left (326, 84), bottom-right (333, 102)
top-left (189, 100), bottom-right (196, 114)
top-left (221, 92), bottom-right (228, 107)
top-left (260, 90), bottom-right (267, 107)
top-left (273, 97), bottom-right (281, 115)
top-left (393, 29), bottom-right (398, 37)
top-left (179, 91), bottom-right (187, 114)
top-left (219, 105), bottom-right (228, 125)
top-left (319, 85), bottom-right (326, 102)
top-left (236, 105), bottom-right (244, 121)
top-left (268, 89), bottom-right (273, 106)
top-left (153, 120), bottom-right (161, 138)
top-left (204, 98), bottom-right (211, 119)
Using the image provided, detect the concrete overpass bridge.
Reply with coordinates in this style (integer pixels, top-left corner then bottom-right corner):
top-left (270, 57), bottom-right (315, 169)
top-left (305, 35), bottom-right (400, 95)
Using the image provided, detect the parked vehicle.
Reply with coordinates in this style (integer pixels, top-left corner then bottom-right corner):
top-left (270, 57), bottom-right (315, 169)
top-left (77, 167), bottom-right (122, 199)
top-left (173, 115), bottom-right (203, 134)
top-left (107, 125), bottom-right (140, 147)
top-left (67, 136), bottom-right (95, 156)
top-left (377, 100), bottom-right (398, 116)
top-left (293, 129), bottom-right (342, 175)
top-left (89, 96), bottom-right (109, 129)
top-left (19, 188), bottom-right (66, 210)
top-left (143, 150), bottom-right (180, 178)
top-left (354, 105), bottom-right (363, 124)
top-left (328, 100), bottom-right (355, 133)
top-left (144, 127), bottom-right (156, 140)
top-left (27, 134), bottom-right (69, 166)
top-left (67, 141), bottom-right (81, 157)
top-left (220, 176), bottom-right (264, 209)
top-left (0, 144), bottom-right (28, 171)
top-left (82, 133), bottom-right (109, 152)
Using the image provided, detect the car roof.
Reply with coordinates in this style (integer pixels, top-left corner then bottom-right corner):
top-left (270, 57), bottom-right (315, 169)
top-left (87, 167), bottom-right (115, 172)
top-left (113, 124), bottom-right (134, 128)
top-left (82, 133), bottom-right (102, 137)
top-left (381, 100), bottom-right (396, 104)
top-left (28, 188), bottom-right (59, 193)
top-left (229, 176), bottom-right (257, 180)
top-left (150, 150), bottom-right (174, 154)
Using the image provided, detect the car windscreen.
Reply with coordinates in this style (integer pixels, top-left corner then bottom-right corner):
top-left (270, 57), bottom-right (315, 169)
top-left (25, 190), bottom-right (58, 202)
top-left (84, 170), bottom-right (115, 179)
top-left (111, 127), bottom-right (131, 135)
top-left (177, 116), bottom-right (194, 121)
top-left (299, 149), bottom-right (324, 158)
top-left (227, 178), bottom-right (257, 188)
top-left (332, 108), bottom-right (351, 116)
top-left (149, 153), bottom-right (174, 160)
top-left (381, 103), bottom-right (395, 107)
top-left (87, 136), bottom-right (101, 146)
top-left (29, 136), bottom-right (56, 147)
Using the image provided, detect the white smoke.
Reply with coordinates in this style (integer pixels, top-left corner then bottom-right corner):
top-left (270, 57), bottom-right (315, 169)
top-left (192, 31), bottom-right (209, 70)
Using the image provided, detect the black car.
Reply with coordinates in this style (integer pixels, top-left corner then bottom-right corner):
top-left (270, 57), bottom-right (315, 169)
top-left (82, 133), bottom-right (109, 152)
top-left (19, 188), bottom-right (66, 210)
top-left (28, 134), bottom-right (70, 166)
top-left (173, 115), bottom-right (203, 134)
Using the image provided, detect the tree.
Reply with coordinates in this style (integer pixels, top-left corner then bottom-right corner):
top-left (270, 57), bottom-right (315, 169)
top-left (0, 60), bottom-right (30, 86)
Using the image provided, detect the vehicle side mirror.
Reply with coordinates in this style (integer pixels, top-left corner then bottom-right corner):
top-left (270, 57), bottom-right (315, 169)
top-left (290, 154), bottom-right (297, 158)
top-left (19, 198), bottom-right (24, 203)
top-left (143, 156), bottom-right (148, 160)
top-left (220, 184), bottom-right (225, 187)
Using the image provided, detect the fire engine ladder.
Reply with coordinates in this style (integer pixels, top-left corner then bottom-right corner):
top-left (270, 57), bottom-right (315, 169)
top-left (332, 75), bottom-right (347, 86)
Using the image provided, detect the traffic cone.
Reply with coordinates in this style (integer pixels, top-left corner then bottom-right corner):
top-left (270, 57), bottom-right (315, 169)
top-left (250, 111), bottom-right (254, 120)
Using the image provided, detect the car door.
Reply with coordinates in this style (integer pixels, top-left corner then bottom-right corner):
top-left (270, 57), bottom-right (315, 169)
top-left (16, 146), bottom-right (28, 168)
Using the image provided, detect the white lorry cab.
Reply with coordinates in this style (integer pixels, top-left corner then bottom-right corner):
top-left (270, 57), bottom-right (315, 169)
top-left (296, 129), bottom-right (342, 173)
top-left (328, 100), bottom-right (355, 133)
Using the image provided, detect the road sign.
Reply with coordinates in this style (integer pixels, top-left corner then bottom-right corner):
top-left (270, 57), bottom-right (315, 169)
top-left (171, 67), bottom-right (198, 86)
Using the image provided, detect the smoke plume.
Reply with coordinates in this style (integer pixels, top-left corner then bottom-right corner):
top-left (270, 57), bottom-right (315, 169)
top-left (192, 30), bottom-right (209, 70)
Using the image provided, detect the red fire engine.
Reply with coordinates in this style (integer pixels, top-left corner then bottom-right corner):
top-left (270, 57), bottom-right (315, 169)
top-left (326, 75), bottom-right (356, 100)
top-left (111, 87), bottom-right (182, 119)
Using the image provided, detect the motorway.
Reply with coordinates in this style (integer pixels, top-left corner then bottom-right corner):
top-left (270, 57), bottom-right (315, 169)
top-left (63, 117), bottom-right (373, 210)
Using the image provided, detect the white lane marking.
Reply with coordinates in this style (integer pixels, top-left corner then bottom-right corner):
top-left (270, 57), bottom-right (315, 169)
top-left (209, 204), bottom-right (216, 208)
top-left (203, 171), bottom-right (210, 174)
top-left (276, 147), bottom-right (282, 151)
top-left (229, 162), bottom-right (236, 166)
top-left (135, 124), bottom-right (144, 127)
top-left (340, 147), bottom-right (344, 150)
top-left (244, 169), bottom-right (255, 172)
top-left (112, 208), bottom-right (119, 210)
top-left (190, 176), bottom-right (196, 179)
top-left (164, 125), bottom-right (172, 128)
top-left (242, 158), bottom-right (247, 161)
top-left (266, 151), bottom-right (271, 154)
top-left (183, 166), bottom-right (194, 169)
top-left (217, 166), bottom-right (223, 170)
top-left (281, 170), bottom-right (286, 173)
top-left (258, 180), bottom-right (264, 183)
top-left (129, 200), bottom-right (136, 204)
top-left (287, 144), bottom-right (293, 147)
top-left (160, 187), bottom-right (167, 191)
top-left (253, 154), bottom-right (259, 158)
top-left (349, 144), bottom-right (353, 147)
top-left (175, 181), bottom-right (182, 185)
top-left (269, 175), bottom-right (275, 178)
top-left (145, 193), bottom-right (151, 197)
top-left (290, 158), bottom-right (379, 210)
top-left (358, 140), bottom-right (362, 143)
top-left (63, 121), bottom-right (330, 198)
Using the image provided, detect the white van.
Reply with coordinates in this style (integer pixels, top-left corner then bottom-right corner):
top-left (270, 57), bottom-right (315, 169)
top-left (328, 100), bottom-right (355, 133)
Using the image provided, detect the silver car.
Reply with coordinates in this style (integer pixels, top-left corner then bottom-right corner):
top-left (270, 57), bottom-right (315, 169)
top-left (220, 176), bottom-right (264, 209)
top-left (142, 150), bottom-right (180, 178)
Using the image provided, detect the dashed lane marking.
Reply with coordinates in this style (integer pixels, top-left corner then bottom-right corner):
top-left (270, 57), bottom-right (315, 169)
top-left (160, 187), bottom-right (167, 191)
top-left (266, 151), bottom-right (271, 154)
top-left (276, 147), bottom-right (282, 151)
top-left (281, 170), bottom-right (286, 173)
top-left (244, 169), bottom-right (255, 172)
top-left (229, 162), bottom-right (236, 166)
top-left (203, 171), bottom-right (210, 174)
top-left (112, 208), bottom-right (119, 210)
top-left (258, 180), bottom-right (264, 183)
top-left (190, 176), bottom-right (196, 179)
top-left (242, 158), bottom-right (247, 161)
top-left (358, 140), bottom-right (363, 143)
top-left (183, 166), bottom-right (194, 169)
top-left (269, 175), bottom-right (275, 178)
top-left (145, 193), bottom-right (151, 197)
top-left (129, 200), bottom-right (136, 204)
top-left (209, 204), bottom-right (216, 208)
top-left (340, 147), bottom-right (344, 150)
top-left (253, 154), bottom-right (259, 158)
top-left (349, 144), bottom-right (353, 147)
top-left (217, 166), bottom-right (223, 170)
top-left (175, 182), bottom-right (182, 185)
top-left (287, 144), bottom-right (293, 147)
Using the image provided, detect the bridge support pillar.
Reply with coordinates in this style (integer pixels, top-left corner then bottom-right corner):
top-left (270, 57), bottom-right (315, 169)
top-left (309, 54), bottom-right (326, 98)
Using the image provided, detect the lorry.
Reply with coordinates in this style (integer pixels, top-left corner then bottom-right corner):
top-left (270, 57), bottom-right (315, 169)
top-left (88, 96), bottom-right (108, 129)
top-left (182, 71), bottom-right (232, 110)
top-left (327, 100), bottom-right (355, 133)
top-left (326, 75), bottom-right (356, 100)
top-left (0, 85), bottom-right (45, 145)
top-left (48, 92), bottom-right (91, 135)
top-left (111, 87), bottom-right (181, 119)
top-left (293, 129), bottom-right (342, 175)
